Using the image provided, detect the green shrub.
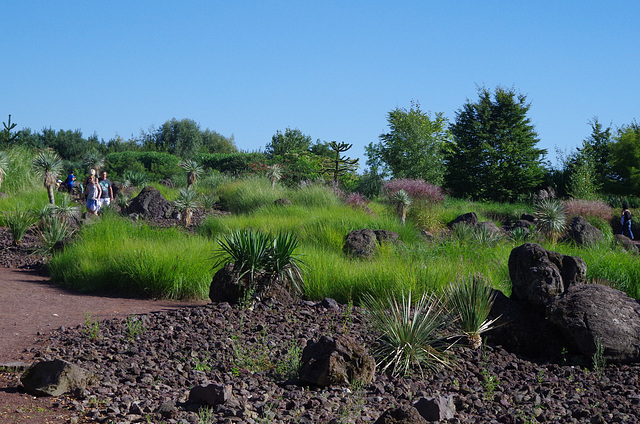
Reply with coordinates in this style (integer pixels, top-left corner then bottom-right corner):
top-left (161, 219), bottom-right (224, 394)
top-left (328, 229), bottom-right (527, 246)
top-left (106, 151), bottom-right (181, 181)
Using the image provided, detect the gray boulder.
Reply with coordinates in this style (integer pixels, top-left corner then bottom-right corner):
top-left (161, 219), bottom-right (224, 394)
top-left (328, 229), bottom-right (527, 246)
top-left (188, 383), bottom-right (232, 406)
top-left (20, 359), bottom-right (93, 396)
top-left (274, 198), bottom-right (292, 206)
top-left (548, 284), bottom-right (640, 363)
top-left (343, 229), bottom-right (399, 258)
top-left (508, 243), bottom-right (586, 309)
top-left (124, 186), bottom-right (173, 219)
top-left (413, 396), bottom-right (456, 421)
top-left (613, 234), bottom-right (638, 253)
top-left (299, 335), bottom-right (375, 387)
top-left (566, 216), bottom-right (604, 246)
top-left (448, 212), bottom-right (478, 228)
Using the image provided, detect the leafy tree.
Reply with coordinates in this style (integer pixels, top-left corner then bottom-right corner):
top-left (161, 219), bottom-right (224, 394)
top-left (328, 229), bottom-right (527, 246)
top-left (609, 121), bottom-right (640, 195)
top-left (446, 87), bottom-right (547, 201)
top-left (201, 129), bottom-right (237, 154)
top-left (322, 141), bottom-right (359, 185)
top-left (265, 128), bottom-right (312, 158)
top-left (367, 101), bottom-right (450, 185)
top-left (144, 118), bottom-right (203, 159)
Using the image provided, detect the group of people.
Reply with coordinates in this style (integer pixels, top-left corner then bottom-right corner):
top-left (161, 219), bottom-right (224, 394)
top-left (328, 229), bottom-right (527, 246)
top-left (64, 169), bottom-right (113, 215)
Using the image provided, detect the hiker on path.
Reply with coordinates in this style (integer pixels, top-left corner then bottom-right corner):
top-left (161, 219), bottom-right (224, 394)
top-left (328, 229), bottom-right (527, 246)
top-left (621, 202), bottom-right (634, 240)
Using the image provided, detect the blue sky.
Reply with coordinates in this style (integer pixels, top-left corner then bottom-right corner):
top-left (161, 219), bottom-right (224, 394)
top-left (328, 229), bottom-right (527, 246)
top-left (3, 1), bottom-right (639, 168)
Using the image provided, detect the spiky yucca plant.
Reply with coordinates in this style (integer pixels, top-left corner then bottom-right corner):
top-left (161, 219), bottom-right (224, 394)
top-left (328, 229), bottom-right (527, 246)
top-left (445, 275), bottom-right (500, 349)
top-left (535, 198), bottom-right (566, 243)
top-left (82, 150), bottom-right (105, 173)
top-left (122, 170), bottom-right (149, 188)
top-left (266, 164), bottom-right (283, 188)
top-left (392, 189), bottom-right (412, 225)
top-left (32, 150), bottom-right (64, 205)
top-left (212, 228), bottom-right (305, 295)
top-left (361, 290), bottom-right (454, 377)
top-left (182, 159), bottom-right (203, 190)
top-left (173, 188), bottom-right (201, 226)
top-left (38, 215), bottom-right (74, 254)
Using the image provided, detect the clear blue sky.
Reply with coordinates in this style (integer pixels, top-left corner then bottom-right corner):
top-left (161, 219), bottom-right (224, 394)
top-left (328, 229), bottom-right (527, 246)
top-left (3, 1), bottom-right (639, 168)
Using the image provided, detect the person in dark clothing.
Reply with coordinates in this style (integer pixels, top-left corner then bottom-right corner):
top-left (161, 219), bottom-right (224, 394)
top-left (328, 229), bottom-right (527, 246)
top-left (621, 202), bottom-right (634, 239)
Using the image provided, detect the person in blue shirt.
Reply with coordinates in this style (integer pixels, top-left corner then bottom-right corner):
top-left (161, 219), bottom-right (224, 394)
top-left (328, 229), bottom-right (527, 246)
top-left (65, 172), bottom-right (76, 193)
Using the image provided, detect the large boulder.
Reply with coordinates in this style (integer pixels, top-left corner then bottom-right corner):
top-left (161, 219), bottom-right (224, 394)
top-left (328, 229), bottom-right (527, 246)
top-left (20, 359), bottom-right (93, 396)
top-left (508, 243), bottom-right (586, 309)
top-left (547, 284), bottom-right (640, 363)
top-left (613, 234), bottom-right (638, 253)
top-left (187, 383), bottom-right (232, 406)
top-left (124, 186), bottom-right (173, 219)
top-left (299, 335), bottom-right (375, 387)
top-left (343, 229), bottom-right (399, 258)
top-left (448, 212), bottom-right (478, 228)
top-left (487, 291), bottom-right (567, 358)
top-left (565, 216), bottom-right (604, 246)
top-left (209, 263), bottom-right (294, 306)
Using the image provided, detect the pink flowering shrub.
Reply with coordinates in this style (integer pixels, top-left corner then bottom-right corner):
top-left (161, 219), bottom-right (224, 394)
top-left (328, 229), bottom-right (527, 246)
top-left (382, 179), bottom-right (445, 203)
top-left (345, 192), bottom-right (371, 212)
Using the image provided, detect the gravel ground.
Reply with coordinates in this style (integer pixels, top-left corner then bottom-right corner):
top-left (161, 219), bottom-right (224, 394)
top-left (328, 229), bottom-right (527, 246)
top-left (33, 298), bottom-right (640, 424)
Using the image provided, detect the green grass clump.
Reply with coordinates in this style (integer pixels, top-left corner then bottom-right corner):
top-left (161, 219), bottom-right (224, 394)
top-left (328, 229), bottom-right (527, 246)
top-left (217, 176), bottom-right (285, 213)
top-left (48, 214), bottom-right (213, 299)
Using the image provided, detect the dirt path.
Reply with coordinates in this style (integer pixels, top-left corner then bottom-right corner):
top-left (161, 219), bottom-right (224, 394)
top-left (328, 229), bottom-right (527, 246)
top-left (0, 268), bottom-right (208, 363)
top-left (0, 267), bottom-right (208, 423)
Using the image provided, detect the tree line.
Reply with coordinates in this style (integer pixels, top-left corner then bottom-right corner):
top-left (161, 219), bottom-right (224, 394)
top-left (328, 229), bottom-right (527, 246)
top-left (2, 85), bottom-right (639, 201)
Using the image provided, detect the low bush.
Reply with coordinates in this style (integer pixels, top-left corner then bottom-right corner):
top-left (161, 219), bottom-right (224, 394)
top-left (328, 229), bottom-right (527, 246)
top-left (563, 199), bottom-right (613, 221)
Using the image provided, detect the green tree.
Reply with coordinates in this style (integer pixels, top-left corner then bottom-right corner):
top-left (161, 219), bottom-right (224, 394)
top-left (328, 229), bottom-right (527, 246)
top-left (609, 121), bottom-right (640, 194)
top-left (148, 118), bottom-right (203, 159)
top-left (322, 141), bottom-right (359, 185)
top-left (1, 115), bottom-right (19, 146)
top-left (367, 101), bottom-right (450, 185)
top-left (201, 129), bottom-right (237, 154)
top-left (265, 128), bottom-right (312, 158)
top-left (446, 87), bottom-right (547, 201)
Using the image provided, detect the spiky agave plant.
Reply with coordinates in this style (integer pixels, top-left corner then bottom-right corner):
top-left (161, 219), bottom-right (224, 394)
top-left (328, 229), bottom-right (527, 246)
top-left (173, 187), bottom-right (201, 226)
top-left (212, 228), bottom-right (272, 284)
top-left (444, 274), bottom-right (500, 349)
top-left (182, 159), bottom-right (203, 190)
top-left (361, 290), bottom-right (454, 377)
top-left (535, 198), bottom-right (567, 243)
top-left (32, 150), bottom-right (64, 205)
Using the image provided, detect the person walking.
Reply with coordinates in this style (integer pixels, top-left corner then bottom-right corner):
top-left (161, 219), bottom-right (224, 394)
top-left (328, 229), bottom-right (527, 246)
top-left (85, 174), bottom-right (102, 215)
top-left (621, 202), bottom-right (634, 240)
top-left (98, 170), bottom-right (113, 211)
